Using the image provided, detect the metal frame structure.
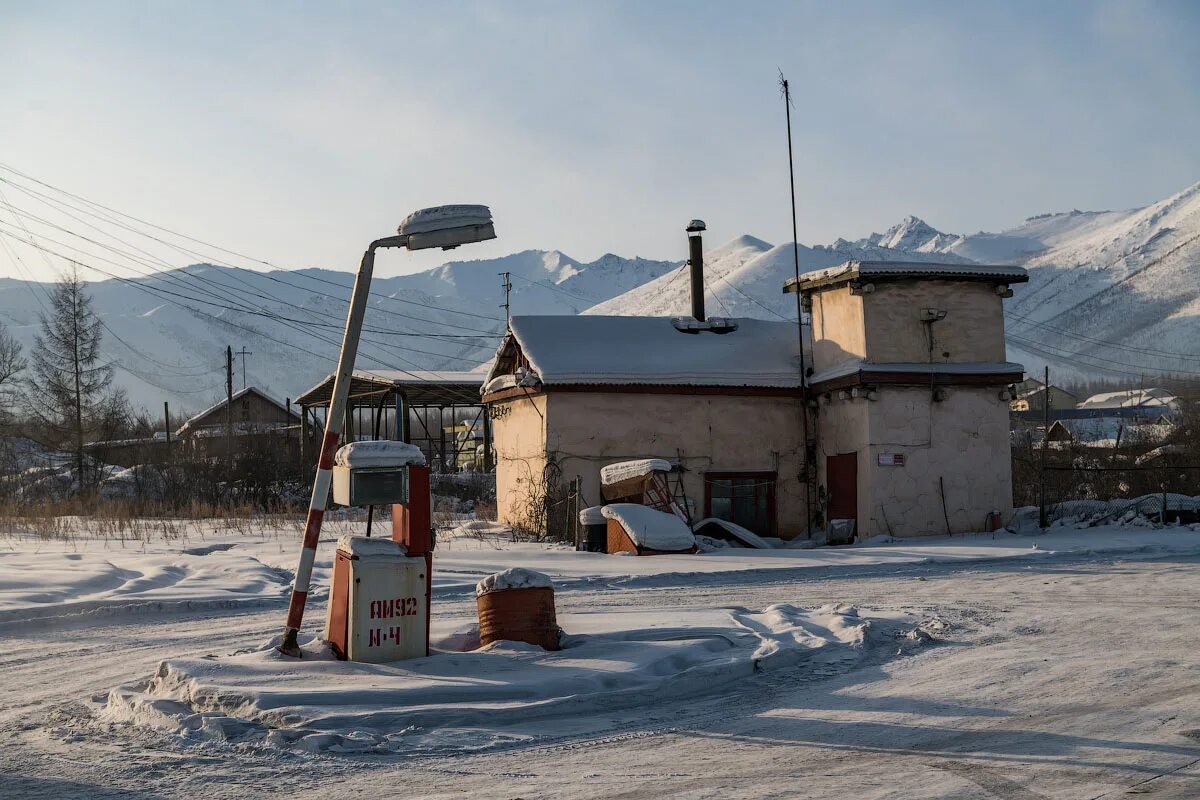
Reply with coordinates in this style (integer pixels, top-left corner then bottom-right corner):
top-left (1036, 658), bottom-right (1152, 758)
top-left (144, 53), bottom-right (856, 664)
top-left (295, 369), bottom-right (493, 474)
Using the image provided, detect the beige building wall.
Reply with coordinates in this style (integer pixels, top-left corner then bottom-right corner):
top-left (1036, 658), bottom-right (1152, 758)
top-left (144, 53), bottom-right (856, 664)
top-left (490, 394), bottom-right (549, 531)
top-left (814, 385), bottom-right (1013, 537)
top-left (863, 281), bottom-right (1007, 364)
top-left (491, 390), bottom-right (810, 539)
top-left (809, 286), bottom-right (866, 372)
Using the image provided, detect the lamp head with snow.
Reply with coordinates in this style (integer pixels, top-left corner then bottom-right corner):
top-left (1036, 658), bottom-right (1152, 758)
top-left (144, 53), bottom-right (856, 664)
top-left (393, 204), bottom-right (496, 251)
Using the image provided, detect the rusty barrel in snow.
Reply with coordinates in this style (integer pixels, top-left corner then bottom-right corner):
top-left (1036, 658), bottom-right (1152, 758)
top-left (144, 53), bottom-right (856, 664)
top-left (475, 568), bottom-right (560, 651)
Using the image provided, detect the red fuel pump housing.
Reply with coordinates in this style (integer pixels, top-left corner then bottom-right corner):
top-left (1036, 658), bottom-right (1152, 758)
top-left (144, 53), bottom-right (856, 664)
top-left (392, 464), bottom-right (433, 655)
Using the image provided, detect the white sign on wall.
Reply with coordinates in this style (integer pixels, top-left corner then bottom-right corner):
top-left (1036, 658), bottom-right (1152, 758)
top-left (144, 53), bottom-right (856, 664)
top-left (877, 453), bottom-right (906, 467)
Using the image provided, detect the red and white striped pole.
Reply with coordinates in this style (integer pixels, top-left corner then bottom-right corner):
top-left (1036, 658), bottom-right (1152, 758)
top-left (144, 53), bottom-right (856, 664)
top-left (279, 240), bottom-right (391, 657)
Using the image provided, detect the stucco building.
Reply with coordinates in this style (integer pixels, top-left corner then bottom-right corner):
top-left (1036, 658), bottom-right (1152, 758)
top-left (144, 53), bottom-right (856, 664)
top-left (480, 315), bottom-right (808, 538)
top-left (784, 261), bottom-right (1027, 537)
top-left (482, 249), bottom-right (1029, 540)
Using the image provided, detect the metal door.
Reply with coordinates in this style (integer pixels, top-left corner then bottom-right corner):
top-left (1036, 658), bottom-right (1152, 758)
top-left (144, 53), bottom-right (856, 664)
top-left (826, 452), bottom-right (858, 534)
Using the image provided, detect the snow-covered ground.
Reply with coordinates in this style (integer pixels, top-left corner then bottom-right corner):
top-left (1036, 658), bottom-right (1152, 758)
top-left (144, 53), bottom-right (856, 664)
top-left (5, 520), bottom-right (1200, 797)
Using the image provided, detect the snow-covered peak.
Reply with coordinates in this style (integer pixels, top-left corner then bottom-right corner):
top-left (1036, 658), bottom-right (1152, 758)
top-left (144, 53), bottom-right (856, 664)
top-left (861, 216), bottom-right (959, 253)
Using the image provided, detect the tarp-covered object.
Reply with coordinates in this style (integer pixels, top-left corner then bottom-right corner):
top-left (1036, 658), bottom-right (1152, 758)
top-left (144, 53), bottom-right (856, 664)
top-left (692, 517), bottom-right (772, 549)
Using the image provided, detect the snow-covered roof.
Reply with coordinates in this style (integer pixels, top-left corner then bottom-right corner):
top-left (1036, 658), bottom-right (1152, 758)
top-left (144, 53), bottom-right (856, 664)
top-left (1078, 388), bottom-right (1178, 409)
top-left (296, 368), bottom-right (489, 408)
top-left (176, 387), bottom-right (299, 437)
top-left (784, 260), bottom-right (1029, 293)
top-left (808, 360), bottom-right (1024, 386)
top-left (349, 368), bottom-right (489, 386)
top-left (486, 316), bottom-right (803, 389)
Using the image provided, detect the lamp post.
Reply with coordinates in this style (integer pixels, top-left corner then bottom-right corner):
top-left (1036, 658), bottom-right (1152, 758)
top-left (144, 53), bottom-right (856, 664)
top-left (279, 205), bottom-right (495, 657)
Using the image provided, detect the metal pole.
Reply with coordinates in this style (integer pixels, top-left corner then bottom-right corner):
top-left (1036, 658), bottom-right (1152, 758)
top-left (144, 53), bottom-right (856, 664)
top-left (299, 405), bottom-right (308, 473)
top-left (482, 406), bottom-right (493, 473)
top-left (163, 401), bottom-right (171, 462)
top-left (279, 243), bottom-right (379, 657)
top-left (1039, 365), bottom-right (1049, 529)
top-left (225, 345), bottom-right (234, 472)
top-left (780, 73), bottom-right (815, 537)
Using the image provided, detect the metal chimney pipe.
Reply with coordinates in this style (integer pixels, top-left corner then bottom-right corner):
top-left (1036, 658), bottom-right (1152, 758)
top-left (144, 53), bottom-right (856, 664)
top-left (686, 219), bottom-right (706, 322)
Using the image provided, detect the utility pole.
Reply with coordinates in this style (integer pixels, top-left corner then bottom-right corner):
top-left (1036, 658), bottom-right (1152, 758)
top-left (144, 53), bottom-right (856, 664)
top-left (235, 346), bottom-right (252, 389)
top-left (163, 401), bottom-right (171, 461)
top-left (499, 271), bottom-right (512, 326)
top-left (1039, 365), bottom-right (1050, 528)
top-left (225, 345), bottom-right (234, 472)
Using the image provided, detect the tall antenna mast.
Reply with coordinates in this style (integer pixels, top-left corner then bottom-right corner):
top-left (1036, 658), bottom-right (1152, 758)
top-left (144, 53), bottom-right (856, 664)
top-left (780, 70), bottom-right (815, 536)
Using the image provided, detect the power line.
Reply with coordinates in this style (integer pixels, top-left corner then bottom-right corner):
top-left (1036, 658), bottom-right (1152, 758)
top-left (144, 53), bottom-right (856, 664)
top-left (1008, 309), bottom-right (1200, 363)
top-left (0, 164), bottom-right (504, 324)
top-left (0, 220), bottom-right (492, 366)
top-left (1006, 332), bottom-right (1200, 379)
top-left (0, 191), bottom-right (506, 343)
top-left (0, 228), bottom-right (481, 387)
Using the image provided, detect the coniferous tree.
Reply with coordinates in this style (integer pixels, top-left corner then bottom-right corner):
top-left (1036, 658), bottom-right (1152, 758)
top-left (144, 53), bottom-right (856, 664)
top-left (27, 267), bottom-right (114, 486)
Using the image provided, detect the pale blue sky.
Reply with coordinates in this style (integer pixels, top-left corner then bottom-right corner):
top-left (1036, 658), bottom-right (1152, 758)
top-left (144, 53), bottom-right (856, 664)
top-left (2, 1), bottom-right (1198, 279)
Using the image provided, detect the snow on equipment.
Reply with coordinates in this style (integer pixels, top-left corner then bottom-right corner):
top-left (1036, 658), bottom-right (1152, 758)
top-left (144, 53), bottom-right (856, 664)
top-left (324, 443), bottom-right (434, 662)
top-left (599, 458), bottom-right (689, 522)
top-left (476, 568), bottom-right (560, 651)
top-left (327, 536), bottom-right (428, 663)
top-left (332, 441), bottom-right (425, 506)
top-left (601, 503), bottom-right (698, 555)
top-left (279, 204), bottom-right (496, 658)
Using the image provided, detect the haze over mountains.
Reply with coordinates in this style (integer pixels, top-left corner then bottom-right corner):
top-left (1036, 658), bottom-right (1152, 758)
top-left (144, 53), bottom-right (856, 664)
top-left (1, 180), bottom-right (1197, 412)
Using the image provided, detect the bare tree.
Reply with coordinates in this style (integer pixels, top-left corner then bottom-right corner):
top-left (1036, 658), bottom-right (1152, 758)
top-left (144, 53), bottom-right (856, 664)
top-left (26, 267), bottom-right (115, 486)
top-left (0, 321), bottom-right (26, 420)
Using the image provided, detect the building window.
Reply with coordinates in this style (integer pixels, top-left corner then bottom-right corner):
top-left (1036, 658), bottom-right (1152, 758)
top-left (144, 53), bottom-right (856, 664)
top-left (704, 471), bottom-right (776, 536)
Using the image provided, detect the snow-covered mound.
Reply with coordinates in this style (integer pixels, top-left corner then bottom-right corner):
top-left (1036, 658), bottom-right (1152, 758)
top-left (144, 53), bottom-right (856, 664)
top-left (104, 603), bottom-right (923, 754)
top-left (601, 504), bottom-right (696, 551)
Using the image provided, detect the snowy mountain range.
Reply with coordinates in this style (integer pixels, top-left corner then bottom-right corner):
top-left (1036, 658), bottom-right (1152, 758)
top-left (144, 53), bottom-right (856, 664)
top-left (1, 180), bottom-right (1197, 412)
top-left (592, 180), bottom-right (1200, 387)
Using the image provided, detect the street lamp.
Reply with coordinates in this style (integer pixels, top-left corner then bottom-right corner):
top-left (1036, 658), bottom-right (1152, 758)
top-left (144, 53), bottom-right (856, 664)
top-left (279, 205), bottom-right (496, 657)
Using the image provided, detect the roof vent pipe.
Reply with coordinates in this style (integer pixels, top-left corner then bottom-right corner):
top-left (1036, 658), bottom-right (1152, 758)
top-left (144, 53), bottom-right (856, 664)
top-left (686, 219), bottom-right (706, 322)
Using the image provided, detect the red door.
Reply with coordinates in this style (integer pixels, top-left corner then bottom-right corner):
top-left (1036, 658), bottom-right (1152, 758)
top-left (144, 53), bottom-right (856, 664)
top-left (826, 453), bottom-right (858, 533)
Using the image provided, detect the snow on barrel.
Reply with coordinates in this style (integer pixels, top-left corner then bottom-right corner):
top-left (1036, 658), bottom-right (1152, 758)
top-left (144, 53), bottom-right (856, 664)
top-left (578, 506), bottom-right (608, 552)
top-left (475, 568), bottom-right (560, 651)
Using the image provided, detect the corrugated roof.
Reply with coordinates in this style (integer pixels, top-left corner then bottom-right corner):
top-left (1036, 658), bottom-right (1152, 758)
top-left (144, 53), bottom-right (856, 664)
top-left (295, 368), bottom-right (488, 407)
top-left (488, 315), bottom-right (803, 389)
top-left (808, 360), bottom-right (1025, 386)
top-left (1078, 387), bottom-right (1178, 409)
top-left (784, 259), bottom-right (1029, 293)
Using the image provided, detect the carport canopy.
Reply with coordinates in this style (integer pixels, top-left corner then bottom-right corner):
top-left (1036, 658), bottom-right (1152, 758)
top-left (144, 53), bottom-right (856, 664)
top-left (296, 369), bottom-right (487, 408)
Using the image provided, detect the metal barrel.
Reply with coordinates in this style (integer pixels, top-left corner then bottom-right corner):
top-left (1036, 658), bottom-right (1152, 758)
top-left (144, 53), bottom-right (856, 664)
top-left (476, 586), bottom-right (560, 651)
